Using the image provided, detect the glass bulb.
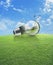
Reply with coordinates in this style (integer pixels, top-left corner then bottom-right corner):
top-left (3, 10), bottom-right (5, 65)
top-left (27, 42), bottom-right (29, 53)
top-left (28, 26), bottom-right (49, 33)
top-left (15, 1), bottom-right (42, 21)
top-left (25, 22), bottom-right (40, 35)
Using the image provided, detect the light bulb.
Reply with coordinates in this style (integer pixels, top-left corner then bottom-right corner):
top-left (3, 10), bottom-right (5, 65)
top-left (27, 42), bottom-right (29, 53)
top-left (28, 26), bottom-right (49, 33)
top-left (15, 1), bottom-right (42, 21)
top-left (13, 21), bottom-right (40, 36)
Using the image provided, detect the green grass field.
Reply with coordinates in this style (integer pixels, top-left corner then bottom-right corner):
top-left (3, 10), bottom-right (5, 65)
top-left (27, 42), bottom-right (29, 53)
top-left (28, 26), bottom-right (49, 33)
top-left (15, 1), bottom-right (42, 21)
top-left (0, 34), bottom-right (53, 65)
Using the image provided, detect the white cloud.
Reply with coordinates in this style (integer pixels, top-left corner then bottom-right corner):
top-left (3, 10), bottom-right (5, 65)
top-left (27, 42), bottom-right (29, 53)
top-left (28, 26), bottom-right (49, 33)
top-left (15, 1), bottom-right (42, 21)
top-left (49, 15), bottom-right (53, 19)
top-left (0, 18), bottom-right (15, 31)
top-left (4, 0), bottom-right (12, 8)
top-left (46, 19), bottom-right (51, 25)
top-left (42, 19), bottom-right (51, 26)
top-left (0, 19), bottom-right (15, 26)
top-left (13, 7), bottom-right (23, 13)
top-left (0, 0), bottom-right (12, 9)
top-left (39, 0), bottom-right (53, 27)
top-left (0, 22), bottom-right (7, 31)
top-left (43, 3), bottom-right (51, 13)
top-left (46, 0), bottom-right (53, 3)
top-left (0, 0), bottom-right (24, 12)
top-left (43, 0), bottom-right (53, 13)
top-left (0, 1), bottom-right (4, 5)
top-left (6, 0), bottom-right (11, 4)
top-left (6, 0), bottom-right (11, 7)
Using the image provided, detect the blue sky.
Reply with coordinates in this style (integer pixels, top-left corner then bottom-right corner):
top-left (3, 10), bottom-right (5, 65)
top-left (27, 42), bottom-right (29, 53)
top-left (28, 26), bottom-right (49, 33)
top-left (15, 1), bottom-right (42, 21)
top-left (0, 0), bottom-right (53, 35)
